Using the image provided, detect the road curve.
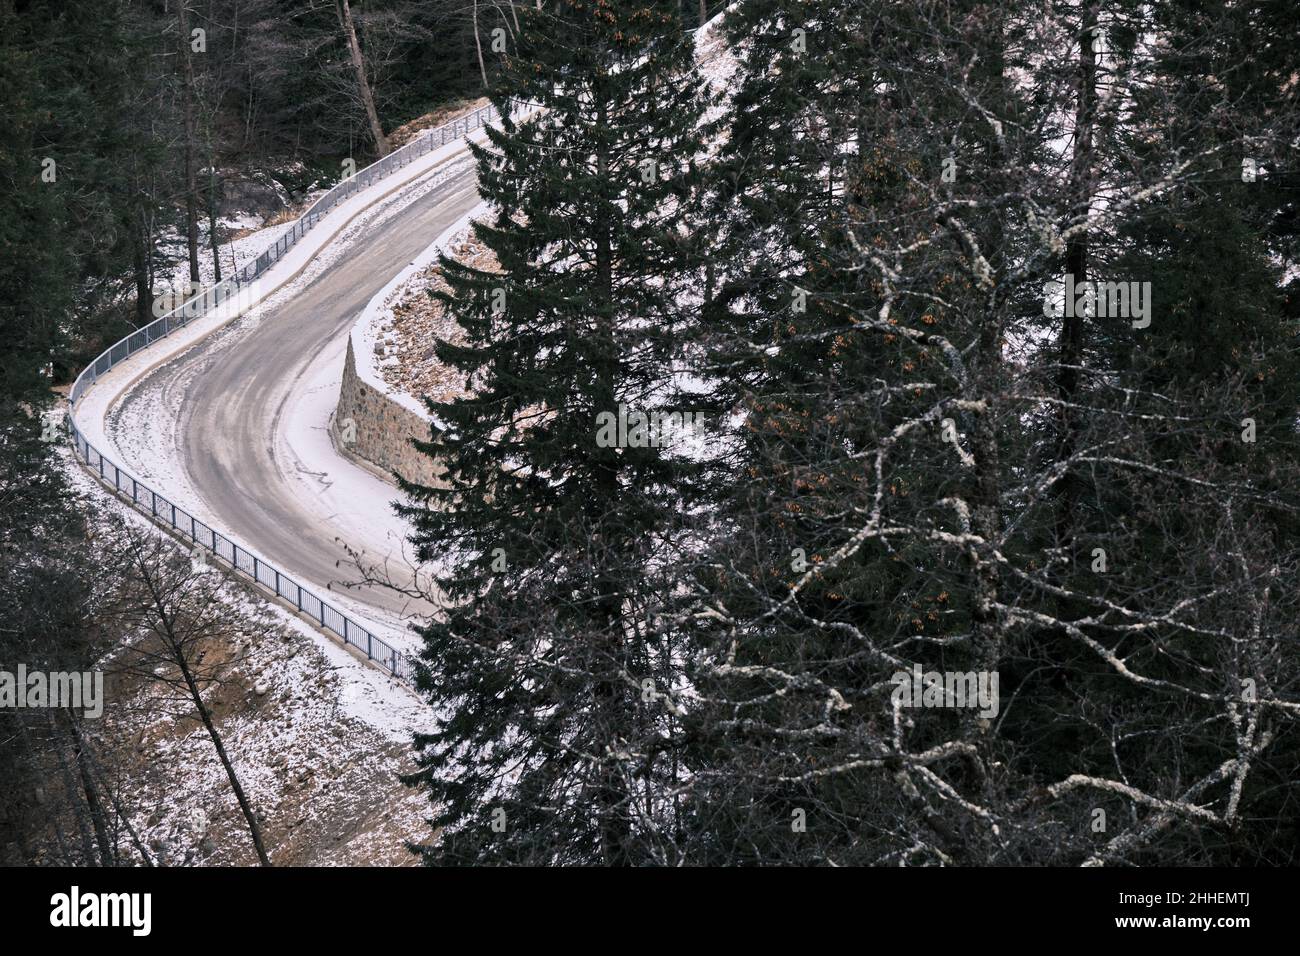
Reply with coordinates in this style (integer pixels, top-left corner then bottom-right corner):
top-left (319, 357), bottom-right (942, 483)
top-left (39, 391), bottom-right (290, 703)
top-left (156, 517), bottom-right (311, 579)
top-left (113, 160), bottom-right (482, 627)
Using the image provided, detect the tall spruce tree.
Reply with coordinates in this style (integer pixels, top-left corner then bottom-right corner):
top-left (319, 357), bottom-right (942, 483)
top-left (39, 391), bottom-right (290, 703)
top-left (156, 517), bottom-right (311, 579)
top-left (402, 0), bottom-right (709, 865)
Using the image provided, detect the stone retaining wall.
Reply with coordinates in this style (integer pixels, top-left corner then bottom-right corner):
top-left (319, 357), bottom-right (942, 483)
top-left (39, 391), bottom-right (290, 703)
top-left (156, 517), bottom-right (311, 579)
top-left (331, 337), bottom-right (445, 488)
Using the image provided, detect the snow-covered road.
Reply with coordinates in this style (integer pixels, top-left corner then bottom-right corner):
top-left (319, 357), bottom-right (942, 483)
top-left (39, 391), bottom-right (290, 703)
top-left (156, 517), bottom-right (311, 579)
top-left (103, 155), bottom-right (483, 645)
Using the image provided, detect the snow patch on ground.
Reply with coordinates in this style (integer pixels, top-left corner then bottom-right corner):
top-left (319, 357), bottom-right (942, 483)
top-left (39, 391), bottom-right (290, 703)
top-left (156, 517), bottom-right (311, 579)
top-left (352, 203), bottom-right (491, 425)
top-left (155, 210), bottom-right (310, 307)
top-left (696, 3), bottom-right (741, 105)
top-left (62, 446), bottom-right (431, 736)
top-left (275, 320), bottom-right (440, 654)
top-left (59, 447), bottom-right (438, 866)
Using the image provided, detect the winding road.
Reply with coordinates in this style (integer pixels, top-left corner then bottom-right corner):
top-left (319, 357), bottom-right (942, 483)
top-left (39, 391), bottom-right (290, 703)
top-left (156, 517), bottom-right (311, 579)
top-left (109, 155), bottom-right (482, 632)
top-left (84, 18), bottom-right (728, 651)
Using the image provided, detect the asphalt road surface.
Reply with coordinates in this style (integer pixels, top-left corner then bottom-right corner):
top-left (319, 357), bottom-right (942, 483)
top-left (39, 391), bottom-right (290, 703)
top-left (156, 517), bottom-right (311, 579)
top-left (116, 161), bottom-right (481, 625)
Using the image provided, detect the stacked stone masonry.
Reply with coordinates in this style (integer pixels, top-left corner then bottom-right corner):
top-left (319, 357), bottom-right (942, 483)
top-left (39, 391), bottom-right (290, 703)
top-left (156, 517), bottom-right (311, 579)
top-left (332, 337), bottom-right (445, 488)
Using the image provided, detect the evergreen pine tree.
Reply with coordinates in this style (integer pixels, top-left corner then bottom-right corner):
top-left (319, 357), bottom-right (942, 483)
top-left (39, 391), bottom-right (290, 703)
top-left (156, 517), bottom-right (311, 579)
top-left (402, 0), bottom-right (709, 865)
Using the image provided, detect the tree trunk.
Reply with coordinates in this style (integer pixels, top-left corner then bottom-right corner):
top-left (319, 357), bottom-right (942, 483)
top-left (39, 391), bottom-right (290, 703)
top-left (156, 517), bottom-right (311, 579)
top-left (133, 223), bottom-right (153, 327)
top-left (337, 0), bottom-right (389, 157)
top-left (85, 744), bottom-right (156, 867)
top-left (178, 0), bottom-right (201, 285)
top-left (177, 655), bottom-right (272, 865)
top-left (591, 89), bottom-right (634, 866)
top-left (207, 143), bottom-right (222, 283)
top-left (48, 713), bottom-right (97, 865)
top-left (970, 7), bottom-right (1007, 679)
top-left (1054, 3), bottom-right (1098, 546)
top-left (473, 0), bottom-right (489, 89)
top-left (68, 716), bottom-right (116, 866)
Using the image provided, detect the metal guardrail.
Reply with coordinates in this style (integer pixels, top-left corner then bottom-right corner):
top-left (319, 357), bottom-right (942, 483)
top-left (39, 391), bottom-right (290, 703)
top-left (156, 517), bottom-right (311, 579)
top-left (69, 423), bottom-right (418, 683)
top-left (66, 101), bottom-right (515, 685)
